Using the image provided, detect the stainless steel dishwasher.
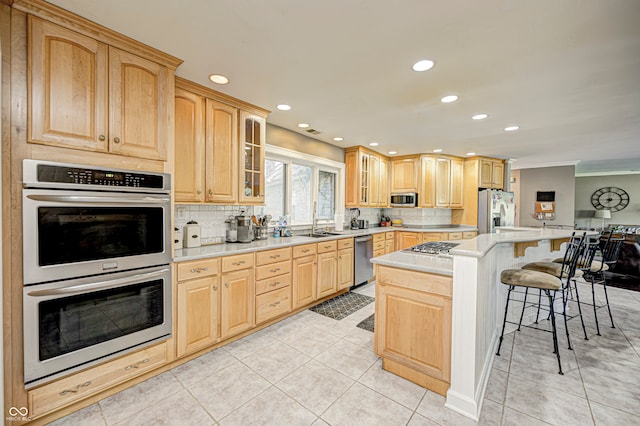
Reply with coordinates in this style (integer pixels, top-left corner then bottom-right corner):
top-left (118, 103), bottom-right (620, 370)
top-left (354, 234), bottom-right (374, 286)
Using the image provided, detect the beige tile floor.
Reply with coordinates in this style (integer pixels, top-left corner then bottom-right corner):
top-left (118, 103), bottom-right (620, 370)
top-left (50, 280), bottom-right (640, 426)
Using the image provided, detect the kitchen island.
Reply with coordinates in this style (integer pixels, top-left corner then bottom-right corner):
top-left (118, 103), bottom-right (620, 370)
top-left (371, 228), bottom-right (592, 421)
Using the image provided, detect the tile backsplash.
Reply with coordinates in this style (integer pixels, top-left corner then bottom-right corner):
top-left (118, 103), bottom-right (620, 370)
top-left (175, 204), bottom-right (254, 244)
top-left (346, 208), bottom-right (453, 227)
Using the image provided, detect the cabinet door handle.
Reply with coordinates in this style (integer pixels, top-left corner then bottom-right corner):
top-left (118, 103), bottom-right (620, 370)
top-left (59, 381), bottom-right (92, 395)
top-left (213, 285), bottom-right (218, 291)
top-left (225, 283), bottom-right (230, 288)
top-left (113, 137), bottom-right (120, 143)
top-left (124, 358), bottom-right (149, 370)
top-left (197, 189), bottom-right (202, 194)
top-left (99, 135), bottom-right (105, 141)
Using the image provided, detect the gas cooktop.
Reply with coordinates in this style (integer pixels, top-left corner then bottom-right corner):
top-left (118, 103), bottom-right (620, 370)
top-left (403, 242), bottom-right (460, 256)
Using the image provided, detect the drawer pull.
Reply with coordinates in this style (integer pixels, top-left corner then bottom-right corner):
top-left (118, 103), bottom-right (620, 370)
top-left (269, 255), bottom-right (280, 259)
top-left (189, 266), bottom-right (210, 273)
top-left (302, 249), bottom-right (310, 253)
top-left (124, 358), bottom-right (149, 371)
top-left (59, 381), bottom-right (92, 395)
top-left (269, 268), bottom-right (281, 273)
top-left (269, 282), bottom-right (280, 287)
top-left (324, 245), bottom-right (332, 249)
top-left (269, 301), bottom-right (281, 307)
top-left (232, 261), bottom-right (246, 266)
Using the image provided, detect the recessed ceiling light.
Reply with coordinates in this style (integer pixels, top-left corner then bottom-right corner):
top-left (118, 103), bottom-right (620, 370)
top-left (298, 123), bottom-right (310, 128)
top-left (504, 125), bottom-right (520, 132)
top-left (277, 104), bottom-right (291, 111)
top-left (472, 114), bottom-right (488, 120)
top-left (388, 151), bottom-right (397, 155)
top-left (369, 142), bottom-right (379, 147)
top-left (433, 149), bottom-right (443, 153)
top-left (441, 95), bottom-right (458, 103)
top-left (208, 74), bottom-right (229, 84)
top-left (466, 152), bottom-right (476, 156)
top-left (333, 137), bottom-right (343, 142)
top-left (412, 59), bottom-right (435, 72)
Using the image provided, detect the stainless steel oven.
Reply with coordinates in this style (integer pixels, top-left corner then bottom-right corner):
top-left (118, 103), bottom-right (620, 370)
top-left (22, 160), bottom-right (173, 387)
top-left (23, 265), bottom-right (171, 386)
top-left (22, 160), bottom-right (171, 284)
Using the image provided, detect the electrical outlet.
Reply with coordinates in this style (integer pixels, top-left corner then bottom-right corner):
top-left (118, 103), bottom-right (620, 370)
top-left (176, 206), bottom-right (186, 219)
top-left (212, 236), bottom-right (223, 244)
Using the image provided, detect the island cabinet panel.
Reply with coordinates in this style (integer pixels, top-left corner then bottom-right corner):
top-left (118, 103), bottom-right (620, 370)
top-left (375, 266), bottom-right (452, 395)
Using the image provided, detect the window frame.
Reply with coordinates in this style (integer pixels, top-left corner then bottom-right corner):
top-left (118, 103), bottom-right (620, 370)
top-left (263, 144), bottom-right (345, 228)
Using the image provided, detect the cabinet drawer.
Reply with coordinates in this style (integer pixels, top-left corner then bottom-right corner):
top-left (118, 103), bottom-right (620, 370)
top-left (255, 260), bottom-right (292, 281)
top-left (28, 342), bottom-right (167, 419)
top-left (177, 258), bottom-right (220, 281)
top-left (256, 286), bottom-right (292, 324)
top-left (373, 233), bottom-right (385, 243)
top-left (374, 241), bottom-right (385, 251)
top-left (385, 232), bottom-right (395, 240)
top-left (317, 240), bottom-right (337, 254)
top-left (373, 248), bottom-right (385, 258)
top-left (293, 243), bottom-right (317, 258)
top-left (222, 253), bottom-right (254, 272)
top-left (448, 232), bottom-right (463, 240)
top-left (337, 238), bottom-right (354, 250)
top-left (256, 273), bottom-right (292, 296)
top-left (255, 248), bottom-right (291, 266)
top-left (463, 231), bottom-right (477, 239)
top-left (377, 266), bottom-right (452, 298)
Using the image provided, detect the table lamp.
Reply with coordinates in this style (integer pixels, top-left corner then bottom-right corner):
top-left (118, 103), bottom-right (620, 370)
top-left (594, 209), bottom-right (611, 231)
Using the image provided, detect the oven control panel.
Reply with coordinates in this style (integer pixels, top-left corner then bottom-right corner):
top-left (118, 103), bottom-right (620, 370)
top-left (24, 160), bottom-right (169, 191)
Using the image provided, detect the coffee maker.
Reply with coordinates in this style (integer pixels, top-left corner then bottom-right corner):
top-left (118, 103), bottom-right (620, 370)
top-left (236, 214), bottom-right (254, 243)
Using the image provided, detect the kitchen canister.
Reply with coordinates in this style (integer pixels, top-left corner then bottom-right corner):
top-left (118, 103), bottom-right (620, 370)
top-left (183, 220), bottom-right (201, 248)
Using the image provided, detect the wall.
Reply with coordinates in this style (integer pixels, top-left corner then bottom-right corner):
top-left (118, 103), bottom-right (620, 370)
top-left (515, 165), bottom-right (576, 228)
top-left (266, 124), bottom-right (344, 163)
top-left (575, 173), bottom-right (640, 229)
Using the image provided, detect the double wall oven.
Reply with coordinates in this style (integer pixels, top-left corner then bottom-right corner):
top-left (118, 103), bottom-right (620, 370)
top-left (22, 160), bottom-right (172, 387)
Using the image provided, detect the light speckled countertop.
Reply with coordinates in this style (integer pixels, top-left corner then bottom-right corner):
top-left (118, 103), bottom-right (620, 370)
top-left (173, 225), bottom-right (477, 262)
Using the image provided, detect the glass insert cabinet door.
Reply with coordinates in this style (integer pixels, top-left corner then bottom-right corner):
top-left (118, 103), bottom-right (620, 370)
top-left (239, 111), bottom-right (266, 204)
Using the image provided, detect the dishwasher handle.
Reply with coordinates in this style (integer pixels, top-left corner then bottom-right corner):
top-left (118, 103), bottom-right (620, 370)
top-left (355, 235), bottom-right (372, 243)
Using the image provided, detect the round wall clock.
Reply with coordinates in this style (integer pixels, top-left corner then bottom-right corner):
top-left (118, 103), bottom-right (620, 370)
top-left (590, 186), bottom-right (630, 211)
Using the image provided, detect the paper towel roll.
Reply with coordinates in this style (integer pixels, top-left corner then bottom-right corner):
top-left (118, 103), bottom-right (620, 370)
top-left (334, 213), bottom-right (344, 231)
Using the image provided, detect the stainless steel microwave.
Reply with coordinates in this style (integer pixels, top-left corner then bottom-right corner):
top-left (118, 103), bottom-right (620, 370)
top-left (390, 193), bottom-right (417, 207)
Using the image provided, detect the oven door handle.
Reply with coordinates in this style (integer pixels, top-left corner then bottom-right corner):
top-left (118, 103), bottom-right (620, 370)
top-left (26, 194), bottom-right (170, 204)
top-left (26, 268), bottom-right (170, 297)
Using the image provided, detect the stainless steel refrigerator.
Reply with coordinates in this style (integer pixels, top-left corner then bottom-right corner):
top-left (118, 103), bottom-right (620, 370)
top-left (478, 189), bottom-right (515, 233)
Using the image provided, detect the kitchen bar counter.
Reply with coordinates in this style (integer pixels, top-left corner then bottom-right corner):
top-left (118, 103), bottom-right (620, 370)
top-left (174, 224), bottom-right (477, 262)
top-left (370, 227), bottom-right (593, 421)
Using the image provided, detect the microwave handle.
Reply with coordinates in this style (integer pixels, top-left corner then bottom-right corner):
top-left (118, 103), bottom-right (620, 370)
top-left (26, 268), bottom-right (170, 297)
top-left (26, 194), bottom-right (170, 204)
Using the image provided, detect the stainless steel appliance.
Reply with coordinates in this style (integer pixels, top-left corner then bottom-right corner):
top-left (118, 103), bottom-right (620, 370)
top-left (225, 216), bottom-right (238, 242)
top-left (357, 219), bottom-right (369, 229)
top-left (235, 214), bottom-right (254, 243)
top-left (354, 234), bottom-right (374, 285)
top-left (22, 160), bottom-right (172, 387)
top-left (23, 160), bottom-right (171, 284)
top-left (390, 193), bottom-right (418, 207)
top-left (478, 189), bottom-right (515, 234)
top-left (403, 242), bottom-right (460, 257)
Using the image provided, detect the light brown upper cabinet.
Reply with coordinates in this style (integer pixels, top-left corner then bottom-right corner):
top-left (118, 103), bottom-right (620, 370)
top-left (390, 156), bottom-right (419, 193)
top-left (28, 17), bottom-right (173, 161)
top-left (238, 112), bottom-right (266, 204)
top-left (419, 155), bottom-right (436, 207)
top-left (479, 158), bottom-right (505, 189)
top-left (174, 78), bottom-right (268, 204)
top-left (344, 146), bottom-right (388, 207)
top-left (435, 156), bottom-right (463, 208)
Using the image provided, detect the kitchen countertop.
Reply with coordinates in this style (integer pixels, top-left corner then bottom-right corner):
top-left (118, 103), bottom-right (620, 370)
top-left (173, 224), bottom-right (477, 262)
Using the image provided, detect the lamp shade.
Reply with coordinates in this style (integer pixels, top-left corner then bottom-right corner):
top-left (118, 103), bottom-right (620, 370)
top-left (594, 210), bottom-right (612, 219)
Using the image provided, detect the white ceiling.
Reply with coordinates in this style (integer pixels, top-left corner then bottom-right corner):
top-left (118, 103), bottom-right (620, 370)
top-left (49, 0), bottom-right (640, 172)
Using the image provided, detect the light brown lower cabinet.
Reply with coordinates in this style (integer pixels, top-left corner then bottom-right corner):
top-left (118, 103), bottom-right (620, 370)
top-left (396, 232), bottom-right (422, 250)
top-left (375, 265), bottom-right (452, 396)
top-left (292, 244), bottom-right (318, 308)
top-left (221, 268), bottom-right (255, 339)
top-left (337, 247), bottom-right (354, 289)
top-left (177, 276), bottom-right (220, 357)
top-left (317, 250), bottom-right (338, 298)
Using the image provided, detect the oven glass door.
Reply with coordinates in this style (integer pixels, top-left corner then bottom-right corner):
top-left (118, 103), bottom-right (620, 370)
top-left (23, 189), bottom-right (171, 284)
top-left (24, 266), bottom-right (171, 386)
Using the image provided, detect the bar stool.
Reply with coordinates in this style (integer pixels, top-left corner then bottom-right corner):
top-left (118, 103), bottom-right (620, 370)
top-left (520, 234), bottom-right (587, 349)
top-left (496, 268), bottom-right (565, 374)
top-left (581, 233), bottom-right (625, 335)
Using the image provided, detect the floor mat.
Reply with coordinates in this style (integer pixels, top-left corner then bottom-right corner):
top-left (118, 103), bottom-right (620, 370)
top-left (356, 313), bottom-right (375, 332)
top-left (309, 292), bottom-right (374, 321)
